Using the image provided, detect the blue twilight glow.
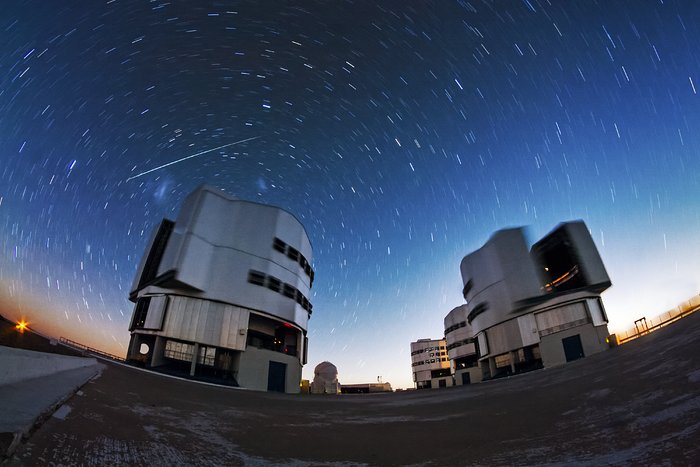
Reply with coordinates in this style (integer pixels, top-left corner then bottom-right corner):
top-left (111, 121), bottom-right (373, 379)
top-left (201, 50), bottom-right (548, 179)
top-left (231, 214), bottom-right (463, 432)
top-left (2, 1), bottom-right (700, 388)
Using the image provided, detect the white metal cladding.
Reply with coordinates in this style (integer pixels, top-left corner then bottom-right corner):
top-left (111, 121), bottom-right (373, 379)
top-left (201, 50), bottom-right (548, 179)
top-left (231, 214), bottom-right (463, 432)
top-left (484, 319), bottom-right (523, 356)
top-left (143, 296), bottom-right (167, 330)
top-left (518, 313), bottom-right (540, 347)
top-left (460, 228), bottom-right (543, 334)
top-left (161, 295), bottom-right (250, 350)
top-left (451, 342), bottom-right (477, 361)
top-left (477, 332), bottom-right (489, 356)
top-left (134, 185), bottom-right (313, 331)
top-left (535, 301), bottom-right (587, 335)
top-left (444, 305), bottom-right (478, 361)
top-left (586, 298), bottom-right (606, 326)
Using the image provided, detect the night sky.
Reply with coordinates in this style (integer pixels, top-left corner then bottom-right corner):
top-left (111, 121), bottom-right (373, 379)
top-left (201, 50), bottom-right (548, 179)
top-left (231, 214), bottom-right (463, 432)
top-left (3, 1), bottom-right (700, 388)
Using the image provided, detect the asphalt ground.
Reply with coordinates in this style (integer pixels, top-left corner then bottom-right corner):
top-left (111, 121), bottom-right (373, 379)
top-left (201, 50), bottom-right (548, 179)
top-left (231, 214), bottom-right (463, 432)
top-left (5, 311), bottom-right (700, 466)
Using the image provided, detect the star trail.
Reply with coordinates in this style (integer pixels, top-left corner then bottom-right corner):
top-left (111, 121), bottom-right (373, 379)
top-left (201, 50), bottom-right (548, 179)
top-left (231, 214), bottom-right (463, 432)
top-left (2, 1), bottom-right (700, 388)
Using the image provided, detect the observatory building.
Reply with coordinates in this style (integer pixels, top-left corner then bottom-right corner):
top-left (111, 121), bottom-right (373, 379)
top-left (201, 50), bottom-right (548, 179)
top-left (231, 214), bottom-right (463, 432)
top-left (460, 221), bottom-right (611, 380)
top-left (310, 361), bottom-right (340, 394)
top-left (126, 185), bottom-right (314, 393)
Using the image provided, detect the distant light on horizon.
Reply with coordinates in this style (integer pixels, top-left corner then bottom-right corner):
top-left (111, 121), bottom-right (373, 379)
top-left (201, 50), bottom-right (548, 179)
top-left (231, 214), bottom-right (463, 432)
top-left (16, 320), bottom-right (29, 333)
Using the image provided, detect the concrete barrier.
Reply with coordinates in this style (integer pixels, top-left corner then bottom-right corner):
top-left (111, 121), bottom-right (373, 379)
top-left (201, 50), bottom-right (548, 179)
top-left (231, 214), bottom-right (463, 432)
top-left (0, 346), bottom-right (98, 386)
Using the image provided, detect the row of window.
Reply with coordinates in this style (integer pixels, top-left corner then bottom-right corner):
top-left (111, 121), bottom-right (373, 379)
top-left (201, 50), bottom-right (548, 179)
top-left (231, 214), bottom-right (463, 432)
top-left (411, 357), bottom-right (449, 367)
top-left (467, 302), bottom-right (488, 324)
top-left (462, 279), bottom-right (473, 301)
top-left (164, 340), bottom-right (216, 366)
top-left (445, 320), bottom-right (467, 335)
top-left (246, 329), bottom-right (298, 357)
top-left (272, 237), bottom-right (315, 285)
top-left (446, 337), bottom-right (476, 351)
top-left (247, 270), bottom-right (313, 314)
top-left (410, 345), bottom-right (446, 356)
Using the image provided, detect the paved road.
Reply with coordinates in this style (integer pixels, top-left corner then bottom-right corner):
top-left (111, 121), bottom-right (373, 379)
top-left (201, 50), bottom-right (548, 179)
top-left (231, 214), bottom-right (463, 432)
top-left (6, 312), bottom-right (700, 466)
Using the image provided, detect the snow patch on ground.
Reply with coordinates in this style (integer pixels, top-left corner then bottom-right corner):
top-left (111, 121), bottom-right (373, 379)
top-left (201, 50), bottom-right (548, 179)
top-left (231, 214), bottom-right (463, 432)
top-left (52, 405), bottom-right (72, 420)
top-left (586, 387), bottom-right (610, 399)
top-left (629, 396), bottom-right (700, 429)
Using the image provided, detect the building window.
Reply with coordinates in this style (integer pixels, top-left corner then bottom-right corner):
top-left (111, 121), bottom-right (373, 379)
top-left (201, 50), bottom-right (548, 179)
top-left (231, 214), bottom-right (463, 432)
top-left (131, 297), bottom-right (151, 330)
top-left (431, 368), bottom-right (451, 378)
top-left (467, 302), bottom-right (488, 324)
top-left (445, 321), bottom-right (467, 334)
top-left (462, 279), bottom-right (473, 302)
top-left (164, 340), bottom-right (194, 362)
top-left (198, 346), bottom-right (216, 366)
top-left (266, 276), bottom-right (281, 293)
top-left (286, 246), bottom-right (300, 262)
top-left (271, 237), bottom-right (315, 285)
top-left (247, 270), bottom-right (314, 315)
top-left (248, 270), bottom-right (266, 286)
top-left (272, 237), bottom-right (286, 253)
top-left (494, 353), bottom-right (511, 368)
top-left (282, 283), bottom-right (296, 299)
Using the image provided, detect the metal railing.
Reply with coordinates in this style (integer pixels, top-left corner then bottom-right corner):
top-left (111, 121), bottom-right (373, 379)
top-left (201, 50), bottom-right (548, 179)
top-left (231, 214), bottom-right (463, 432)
top-left (615, 294), bottom-right (700, 344)
top-left (59, 337), bottom-right (126, 362)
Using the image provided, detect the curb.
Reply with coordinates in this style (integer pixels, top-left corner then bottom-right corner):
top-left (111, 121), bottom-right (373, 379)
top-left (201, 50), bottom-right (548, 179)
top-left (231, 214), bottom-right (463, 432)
top-left (0, 365), bottom-right (102, 463)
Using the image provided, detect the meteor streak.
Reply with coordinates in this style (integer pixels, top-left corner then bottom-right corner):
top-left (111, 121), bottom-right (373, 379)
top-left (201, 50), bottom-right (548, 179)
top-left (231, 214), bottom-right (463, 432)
top-left (125, 136), bottom-right (260, 181)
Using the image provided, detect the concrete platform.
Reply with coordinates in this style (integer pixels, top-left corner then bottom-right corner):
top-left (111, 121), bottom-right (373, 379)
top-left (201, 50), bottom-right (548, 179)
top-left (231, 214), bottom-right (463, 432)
top-left (0, 361), bottom-right (103, 459)
top-left (0, 345), bottom-right (99, 385)
top-left (5, 311), bottom-right (700, 465)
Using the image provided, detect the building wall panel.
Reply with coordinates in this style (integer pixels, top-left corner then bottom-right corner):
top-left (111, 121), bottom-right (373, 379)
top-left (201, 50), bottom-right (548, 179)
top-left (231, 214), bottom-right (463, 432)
top-left (143, 295), bottom-right (167, 330)
top-left (536, 302), bottom-right (587, 334)
top-left (539, 323), bottom-right (608, 367)
top-left (159, 296), bottom-right (248, 351)
top-left (518, 313), bottom-right (539, 347)
top-left (486, 319), bottom-right (523, 355)
top-left (237, 346), bottom-right (302, 393)
top-left (477, 332), bottom-right (489, 356)
top-left (587, 298), bottom-right (606, 326)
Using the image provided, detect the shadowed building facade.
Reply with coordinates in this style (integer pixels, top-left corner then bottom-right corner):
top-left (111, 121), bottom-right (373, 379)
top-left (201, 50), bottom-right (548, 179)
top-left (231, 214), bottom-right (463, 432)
top-left (126, 185), bottom-right (314, 393)
top-left (460, 221), bottom-right (611, 380)
top-left (444, 305), bottom-right (481, 385)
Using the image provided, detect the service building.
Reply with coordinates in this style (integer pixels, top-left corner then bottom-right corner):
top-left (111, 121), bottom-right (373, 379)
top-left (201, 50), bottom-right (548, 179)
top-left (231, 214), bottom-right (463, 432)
top-left (410, 338), bottom-right (452, 389)
top-left (444, 305), bottom-right (481, 385)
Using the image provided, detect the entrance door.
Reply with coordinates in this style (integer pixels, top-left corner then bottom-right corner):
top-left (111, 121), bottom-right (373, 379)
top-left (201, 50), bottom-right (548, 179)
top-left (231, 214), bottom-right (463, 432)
top-left (267, 361), bottom-right (287, 392)
top-left (562, 334), bottom-right (585, 362)
top-left (461, 372), bottom-right (471, 385)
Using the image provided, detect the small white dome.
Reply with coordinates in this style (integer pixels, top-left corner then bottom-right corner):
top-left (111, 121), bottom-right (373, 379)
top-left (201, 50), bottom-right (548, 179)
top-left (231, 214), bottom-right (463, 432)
top-left (314, 361), bottom-right (338, 379)
top-left (311, 361), bottom-right (340, 394)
